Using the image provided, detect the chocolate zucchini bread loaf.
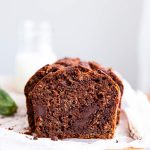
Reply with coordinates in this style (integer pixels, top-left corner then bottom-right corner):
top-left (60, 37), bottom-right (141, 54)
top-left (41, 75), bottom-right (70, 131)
top-left (25, 58), bottom-right (123, 139)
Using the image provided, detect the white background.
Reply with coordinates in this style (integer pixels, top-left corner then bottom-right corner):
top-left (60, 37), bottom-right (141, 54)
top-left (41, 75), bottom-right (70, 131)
top-left (0, 0), bottom-right (147, 89)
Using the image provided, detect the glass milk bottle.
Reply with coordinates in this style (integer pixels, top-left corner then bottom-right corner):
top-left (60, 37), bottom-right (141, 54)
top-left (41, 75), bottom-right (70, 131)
top-left (15, 21), bottom-right (57, 93)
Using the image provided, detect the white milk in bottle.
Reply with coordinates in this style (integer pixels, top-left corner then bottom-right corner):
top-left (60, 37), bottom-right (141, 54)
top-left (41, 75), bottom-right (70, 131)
top-left (15, 21), bottom-right (57, 93)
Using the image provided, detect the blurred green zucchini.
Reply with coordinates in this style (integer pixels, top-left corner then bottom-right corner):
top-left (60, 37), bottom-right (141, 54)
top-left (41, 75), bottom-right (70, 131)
top-left (0, 88), bottom-right (17, 116)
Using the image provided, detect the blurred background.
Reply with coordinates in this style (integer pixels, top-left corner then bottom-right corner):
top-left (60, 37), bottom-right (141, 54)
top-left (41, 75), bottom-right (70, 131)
top-left (0, 0), bottom-right (150, 93)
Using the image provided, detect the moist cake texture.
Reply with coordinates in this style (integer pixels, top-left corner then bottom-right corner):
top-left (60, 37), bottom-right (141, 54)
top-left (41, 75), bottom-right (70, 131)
top-left (25, 58), bottom-right (80, 131)
top-left (87, 61), bottom-right (124, 124)
top-left (24, 58), bottom-right (123, 139)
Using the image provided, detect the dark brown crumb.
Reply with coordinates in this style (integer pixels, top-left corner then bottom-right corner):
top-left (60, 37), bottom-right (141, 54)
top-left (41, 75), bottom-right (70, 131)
top-left (8, 127), bottom-right (13, 130)
top-left (23, 131), bottom-right (32, 135)
top-left (33, 136), bottom-right (38, 140)
top-left (51, 136), bottom-right (58, 141)
top-left (32, 133), bottom-right (38, 140)
top-left (116, 140), bottom-right (119, 143)
top-left (23, 127), bottom-right (32, 135)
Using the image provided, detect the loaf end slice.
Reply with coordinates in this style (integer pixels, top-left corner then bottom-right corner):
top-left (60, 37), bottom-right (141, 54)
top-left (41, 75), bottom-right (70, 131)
top-left (30, 65), bottom-right (120, 139)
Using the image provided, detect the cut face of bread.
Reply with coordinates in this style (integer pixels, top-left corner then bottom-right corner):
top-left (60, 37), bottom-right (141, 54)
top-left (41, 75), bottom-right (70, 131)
top-left (30, 65), bottom-right (120, 139)
top-left (88, 61), bottom-right (124, 124)
top-left (24, 64), bottom-right (65, 131)
top-left (25, 58), bottom-right (123, 139)
top-left (24, 58), bottom-right (80, 131)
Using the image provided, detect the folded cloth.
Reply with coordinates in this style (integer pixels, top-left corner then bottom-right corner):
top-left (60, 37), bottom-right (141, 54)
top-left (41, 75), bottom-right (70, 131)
top-left (122, 79), bottom-right (150, 144)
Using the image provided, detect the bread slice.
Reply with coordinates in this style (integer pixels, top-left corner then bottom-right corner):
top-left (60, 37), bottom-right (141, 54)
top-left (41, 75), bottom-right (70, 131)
top-left (29, 65), bottom-right (120, 139)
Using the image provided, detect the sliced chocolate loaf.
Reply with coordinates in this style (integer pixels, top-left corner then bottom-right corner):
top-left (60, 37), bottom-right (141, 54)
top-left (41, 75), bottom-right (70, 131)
top-left (25, 58), bottom-right (123, 139)
top-left (30, 65), bottom-right (120, 139)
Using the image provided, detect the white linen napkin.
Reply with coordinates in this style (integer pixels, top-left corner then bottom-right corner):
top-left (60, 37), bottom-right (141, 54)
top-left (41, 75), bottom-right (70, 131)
top-left (122, 79), bottom-right (150, 144)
